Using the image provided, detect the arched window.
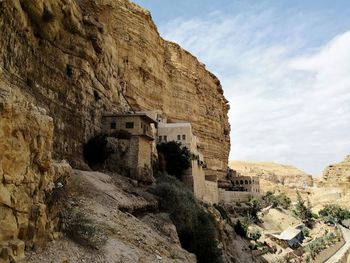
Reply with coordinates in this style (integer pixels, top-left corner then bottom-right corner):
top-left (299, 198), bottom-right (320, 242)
top-left (240, 180), bottom-right (243, 184)
top-left (245, 180), bottom-right (248, 184)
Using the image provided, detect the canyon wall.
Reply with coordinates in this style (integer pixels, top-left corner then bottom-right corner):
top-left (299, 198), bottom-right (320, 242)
top-left (321, 155), bottom-right (350, 188)
top-left (0, 85), bottom-right (72, 262)
top-left (229, 161), bottom-right (314, 189)
top-left (0, 0), bottom-right (230, 173)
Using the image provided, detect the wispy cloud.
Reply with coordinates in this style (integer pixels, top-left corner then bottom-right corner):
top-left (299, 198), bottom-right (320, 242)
top-left (159, 8), bottom-right (350, 175)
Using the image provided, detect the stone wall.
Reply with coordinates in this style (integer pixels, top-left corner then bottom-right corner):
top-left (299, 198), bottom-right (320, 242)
top-left (0, 0), bottom-right (230, 174)
top-left (0, 86), bottom-right (72, 262)
top-left (219, 190), bottom-right (252, 204)
top-left (105, 136), bottom-right (154, 183)
top-left (204, 180), bottom-right (219, 204)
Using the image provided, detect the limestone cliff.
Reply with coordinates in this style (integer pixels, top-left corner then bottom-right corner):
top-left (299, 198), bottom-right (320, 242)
top-left (0, 0), bottom-right (230, 173)
top-left (229, 161), bottom-right (314, 190)
top-left (321, 155), bottom-right (350, 188)
top-left (0, 85), bottom-right (72, 262)
top-left (311, 156), bottom-right (350, 211)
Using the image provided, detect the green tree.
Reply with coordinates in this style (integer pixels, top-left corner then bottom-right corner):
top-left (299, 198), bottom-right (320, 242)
top-left (319, 204), bottom-right (350, 224)
top-left (249, 197), bottom-right (262, 221)
top-left (157, 142), bottom-right (192, 180)
top-left (151, 174), bottom-right (223, 263)
top-left (295, 191), bottom-right (313, 227)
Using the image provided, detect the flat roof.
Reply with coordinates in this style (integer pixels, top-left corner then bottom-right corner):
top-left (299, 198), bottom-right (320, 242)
top-left (271, 228), bottom-right (301, 240)
top-left (103, 112), bottom-right (157, 124)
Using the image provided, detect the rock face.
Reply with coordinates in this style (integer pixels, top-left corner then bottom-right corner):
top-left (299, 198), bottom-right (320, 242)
top-left (229, 161), bottom-right (314, 189)
top-left (24, 170), bottom-right (197, 263)
top-left (0, 86), bottom-right (72, 262)
top-left (0, 0), bottom-right (230, 174)
top-left (321, 155), bottom-right (350, 187)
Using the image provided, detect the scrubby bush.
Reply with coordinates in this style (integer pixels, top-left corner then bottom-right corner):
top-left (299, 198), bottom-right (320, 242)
top-left (304, 232), bottom-right (337, 259)
top-left (157, 142), bottom-right (192, 180)
top-left (234, 220), bottom-right (248, 238)
top-left (151, 174), bottom-right (222, 263)
top-left (65, 212), bottom-right (107, 248)
top-left (234, 215), bottom-right (253, 238)
top-left (319, 204), bottom-right (350, 224)
top-left (248, 197), bottom-right (262, 221)
top-left (83, 133), bottom-right (111, 167)
top-left (264, 191), bottom-right (291, 209)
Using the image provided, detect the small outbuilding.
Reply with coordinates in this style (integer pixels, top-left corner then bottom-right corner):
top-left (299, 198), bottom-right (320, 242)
top-left (101, 112), bottom-right (157, 183)
top-left (270, 227), bottom-right (304, 248)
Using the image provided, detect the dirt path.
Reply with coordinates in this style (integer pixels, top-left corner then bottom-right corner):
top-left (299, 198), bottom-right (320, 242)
top-left (325, 225), bottom-right (350, 263)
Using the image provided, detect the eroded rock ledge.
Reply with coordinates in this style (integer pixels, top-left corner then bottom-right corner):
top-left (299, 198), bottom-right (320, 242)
top-left (0, 86), bottom-right (72, 262)
top-left (0, 0), bottom-right (230, 175)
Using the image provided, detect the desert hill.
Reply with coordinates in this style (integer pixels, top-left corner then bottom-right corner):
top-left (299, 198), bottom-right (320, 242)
top-left (230, 160), bottom-right (313, 189)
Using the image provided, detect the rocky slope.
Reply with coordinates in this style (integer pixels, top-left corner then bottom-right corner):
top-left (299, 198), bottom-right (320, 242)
top-left (0, 0), bottom-right (230, 173)
top-left (23, 170), bottom-right (264, 263)
top-left (311, 155), bottom-right (350, 210)
top-left (321, 155), bottom-right (350, 188)
top-left (229, 161), bottom-right (314, 190)
top-left (0, 85), bottom-right (72, 262)
top-left (25, 170), bottom-right (197, 263)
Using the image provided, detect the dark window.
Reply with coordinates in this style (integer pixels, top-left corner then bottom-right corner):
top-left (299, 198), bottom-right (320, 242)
top-left (236, 180), bottom-right (239, 185)
top-left (249, 180), bottom-right (252, 184)
top-left (110, 122), bottom-right (116, 129)
top-left (245, 180), bottom-right (248, 184)
top-left (125, 122), bottom-right (134, 129)
top-left (177, 135), bottom-right (181, 140)
top-left (240, 180), bottom-right (243, 184)
top-left (164, 135), bottom-right (167, 142)
top-left (141, 123), bottom-right (143, 128)
top-left (182, 134), bottom-right (186, 140)
top-left (66, 65), bottom-right (73, 77)
top-left (159, 136), bottom-right (162, 142)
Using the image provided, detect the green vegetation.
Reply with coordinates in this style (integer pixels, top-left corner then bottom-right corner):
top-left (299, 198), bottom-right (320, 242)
top-left (83, 133), bottom-right (110, 167)
top-left (65, 212), bottom-right (107, 248)
top-left (151, 174), bottom-right (223, 263)
top-left (304, 232), bottom-right (337, 259)
top-left (234, 214), bottom-right (254, 238)
top-left (264, 191), bottom-right (291, 209)
top-left (83, 131), bottom-right (132, 167)
top-left (294, 191), bottom-right (313, 227)
top-left (157, 142), bottom-right (192, 180)
top-left (248, 196), bottom-right (262, 221)
top-left (319, 204), bottom-right (350, 224)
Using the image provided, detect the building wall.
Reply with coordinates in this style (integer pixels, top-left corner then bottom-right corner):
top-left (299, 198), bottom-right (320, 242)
top-left (219, 189), bottom-right (252, 203)
top-left (231, 176), bottom-right (261, 194)
top-left (138, 136), bottom-right (152, 168)
top-left (204, 180), bottom-right (219, 204)
top-left (191, 160), bottom-right (207, 201)
top-left (158, 122), bottom-right (220, 204)
top-left (158, 124), bottom-right (194, 151)
top-left (102, 115), bottom-right (153, 138)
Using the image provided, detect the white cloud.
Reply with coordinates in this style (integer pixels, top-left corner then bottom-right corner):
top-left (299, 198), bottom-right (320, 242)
top-left (159, 11), bottom-right (350, 176)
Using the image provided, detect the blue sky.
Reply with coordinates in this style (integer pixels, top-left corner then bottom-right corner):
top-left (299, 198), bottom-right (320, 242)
top-left (132, 0), bottom-right (350, 175)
